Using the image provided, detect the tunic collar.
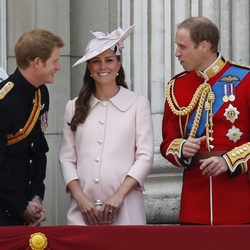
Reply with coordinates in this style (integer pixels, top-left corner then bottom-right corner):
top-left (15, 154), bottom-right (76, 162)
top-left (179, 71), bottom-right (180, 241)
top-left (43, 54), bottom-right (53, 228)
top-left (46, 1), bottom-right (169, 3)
top-left (196, 53), bottom-right (226, 81)
top-left (11, 68), bottom-right (37, 101)
top-left (90, 86), bottom-right (138, 111)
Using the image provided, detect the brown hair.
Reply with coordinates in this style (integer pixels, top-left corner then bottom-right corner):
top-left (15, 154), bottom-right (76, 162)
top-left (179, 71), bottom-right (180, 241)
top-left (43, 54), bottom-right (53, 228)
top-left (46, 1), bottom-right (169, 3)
top-left (177, 16), bottom-right (220, 53)
top-left (15, 29), bottom-right (64, 69)
top-left (70, 55), bottom-right (128, 131)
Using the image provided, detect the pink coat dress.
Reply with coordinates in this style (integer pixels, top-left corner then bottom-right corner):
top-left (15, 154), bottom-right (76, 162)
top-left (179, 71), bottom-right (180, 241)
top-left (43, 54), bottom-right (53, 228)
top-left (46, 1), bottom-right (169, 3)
top-left (59, 87), bottom-right (154, 225)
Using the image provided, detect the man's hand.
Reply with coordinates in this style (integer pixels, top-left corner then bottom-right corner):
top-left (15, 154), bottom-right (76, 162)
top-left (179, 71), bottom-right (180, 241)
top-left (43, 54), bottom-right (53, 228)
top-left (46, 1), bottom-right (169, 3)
top-left (182, 136), bottom-right (206, 158)
top-left (200, 156), bottom-right (228, 176)
top-left (23, 199), bottom-right (46, 226)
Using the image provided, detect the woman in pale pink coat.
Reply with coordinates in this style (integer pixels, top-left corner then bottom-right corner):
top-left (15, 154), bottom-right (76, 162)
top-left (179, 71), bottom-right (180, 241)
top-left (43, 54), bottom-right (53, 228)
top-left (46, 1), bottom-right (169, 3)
top-left (59, 24), bottom-right (154, 225)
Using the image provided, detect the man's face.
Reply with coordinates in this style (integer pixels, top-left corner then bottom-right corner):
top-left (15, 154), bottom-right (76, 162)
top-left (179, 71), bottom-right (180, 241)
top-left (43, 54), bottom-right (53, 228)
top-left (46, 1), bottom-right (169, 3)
top-left (175, 28), bottom-right (205, 72)
top-left (39, 47), bottom-right (61, 84)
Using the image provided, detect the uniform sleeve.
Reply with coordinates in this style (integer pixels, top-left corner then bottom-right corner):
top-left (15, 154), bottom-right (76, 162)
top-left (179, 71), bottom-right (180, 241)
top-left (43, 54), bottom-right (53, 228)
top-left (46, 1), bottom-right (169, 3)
top-left (0, 104), bottom-right (28, 217)
top-left (59, 100), bottom-right (79, 188)
top-left (126, 96), bottom-right (154, 189)
top-left (160, 97), bottom-right (185, 168)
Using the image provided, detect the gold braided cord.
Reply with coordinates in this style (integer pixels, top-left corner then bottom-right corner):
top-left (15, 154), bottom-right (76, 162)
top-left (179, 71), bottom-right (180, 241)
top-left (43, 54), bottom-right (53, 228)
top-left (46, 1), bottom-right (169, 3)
top-left (188, 85), bottom-right (211, 138)
top-left (166, 79), bottom-right (209, 116)
top-left (166, 79), bottom-right (215, 148)
top-left (205, 91), bottom-right (215, 149)
top-left (169, 80), bottom-right (191, 137)
top-left (178, 111), bottom-right (189, 137)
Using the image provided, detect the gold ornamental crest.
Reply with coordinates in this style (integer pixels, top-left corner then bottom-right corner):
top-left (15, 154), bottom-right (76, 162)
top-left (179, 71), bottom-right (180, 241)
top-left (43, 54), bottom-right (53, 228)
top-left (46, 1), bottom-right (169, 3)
top-left (29, 232), bottom-right (48, 250)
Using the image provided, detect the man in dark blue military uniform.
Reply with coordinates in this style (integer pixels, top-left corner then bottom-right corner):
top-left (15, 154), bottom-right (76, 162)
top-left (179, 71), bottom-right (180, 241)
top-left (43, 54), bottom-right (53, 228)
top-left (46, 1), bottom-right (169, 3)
top-left (0, 29), bottom-right (64, 225)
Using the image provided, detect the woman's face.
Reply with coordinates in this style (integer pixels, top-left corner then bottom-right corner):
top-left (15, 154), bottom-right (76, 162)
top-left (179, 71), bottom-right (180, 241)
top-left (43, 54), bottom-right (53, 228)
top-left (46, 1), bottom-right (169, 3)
top-left (87, 49), bottom-right (121, 86)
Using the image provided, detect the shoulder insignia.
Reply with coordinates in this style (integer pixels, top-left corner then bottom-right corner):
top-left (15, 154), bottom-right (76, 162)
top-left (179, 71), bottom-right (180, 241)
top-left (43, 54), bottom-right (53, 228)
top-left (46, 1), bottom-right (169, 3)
top-left (229, 60), bottom-right (250, 70)
top-left (0, 81), bottom-right (14, 100)
top-left (220, 75), bottom-right (240, 83)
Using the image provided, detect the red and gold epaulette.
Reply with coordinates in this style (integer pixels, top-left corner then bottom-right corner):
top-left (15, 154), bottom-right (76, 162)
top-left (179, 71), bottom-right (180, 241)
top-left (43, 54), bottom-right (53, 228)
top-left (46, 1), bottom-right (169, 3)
top-left (228, 60), bottom-right (250, 70)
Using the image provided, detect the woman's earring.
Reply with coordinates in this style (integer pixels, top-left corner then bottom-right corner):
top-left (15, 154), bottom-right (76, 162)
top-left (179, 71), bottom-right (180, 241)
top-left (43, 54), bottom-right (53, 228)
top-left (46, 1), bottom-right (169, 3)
top-left (116, 73), bottom-right (119, 76)
top-left (90, 74), bottom-right (93, 77)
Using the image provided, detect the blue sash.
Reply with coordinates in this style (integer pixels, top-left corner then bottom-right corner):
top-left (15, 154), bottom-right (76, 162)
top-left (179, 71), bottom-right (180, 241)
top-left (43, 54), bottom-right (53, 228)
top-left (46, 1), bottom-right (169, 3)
top-left (186, 66), bottom-right (250, 138)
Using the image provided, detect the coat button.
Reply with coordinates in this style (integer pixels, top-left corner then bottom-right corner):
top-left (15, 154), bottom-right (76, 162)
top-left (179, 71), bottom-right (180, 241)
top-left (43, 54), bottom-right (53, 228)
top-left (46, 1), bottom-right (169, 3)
top-left (31, 142), bottom-right (34, 148)
top-left (93, 178), bottom-right (99, 184)
top-left (94, 158), bottom-right (100, 163)
top-left (97, 139), bottom-right (102, 145)
top-left (99, 120), bottom-right (105, 125)
top-left (101, 102), bottom-right (107, 107)
top-left (29, 159), bottom-right (33, 164)
top-left (5, 210), bottom-right (11, 216)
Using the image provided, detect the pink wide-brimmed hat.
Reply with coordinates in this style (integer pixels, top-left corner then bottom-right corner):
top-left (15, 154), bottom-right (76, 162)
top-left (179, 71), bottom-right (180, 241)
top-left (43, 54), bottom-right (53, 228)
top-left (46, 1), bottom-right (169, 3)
top-left (72, 24), bottom-right (135, 67)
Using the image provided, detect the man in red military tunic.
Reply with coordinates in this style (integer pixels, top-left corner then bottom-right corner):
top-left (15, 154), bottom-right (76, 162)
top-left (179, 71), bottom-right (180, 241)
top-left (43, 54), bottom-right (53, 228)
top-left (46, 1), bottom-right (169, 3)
top-left (161, 16), bottom-right (250, 225)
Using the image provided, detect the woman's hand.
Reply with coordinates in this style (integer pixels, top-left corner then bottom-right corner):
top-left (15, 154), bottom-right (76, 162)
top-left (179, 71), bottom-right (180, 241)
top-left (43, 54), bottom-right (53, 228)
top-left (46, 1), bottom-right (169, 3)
top-left (102, 193), bottom-right (123, 224)
top-left (67, 180), bottom-right (103, 225)
top-left (102, 176), bottom-right (139, 224)
top-left (76, 195), bottom-right (103, 225)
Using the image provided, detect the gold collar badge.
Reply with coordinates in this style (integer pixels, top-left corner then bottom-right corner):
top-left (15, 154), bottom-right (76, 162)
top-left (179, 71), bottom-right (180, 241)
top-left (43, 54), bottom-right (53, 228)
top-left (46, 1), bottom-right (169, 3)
top-left (196, 54), bottom-right (226, 80)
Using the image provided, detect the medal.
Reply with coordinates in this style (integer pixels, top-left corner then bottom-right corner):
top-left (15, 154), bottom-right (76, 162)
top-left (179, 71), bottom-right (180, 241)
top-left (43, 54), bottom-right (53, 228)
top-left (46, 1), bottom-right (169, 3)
top-left (224, 104), bottom-right (239, 123)
top-left (223, 95), bottom-right (229, 102)
top-left (41, 111), bottom-right (48, 132)
top-left (226, 125), bottom-right (243, 143)
top-left (223, 84), bottom-right (229, 102)
top-left (228, 84), bottom-right (235, 102)
top-left (229, 95), bottom-right (235, 102)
